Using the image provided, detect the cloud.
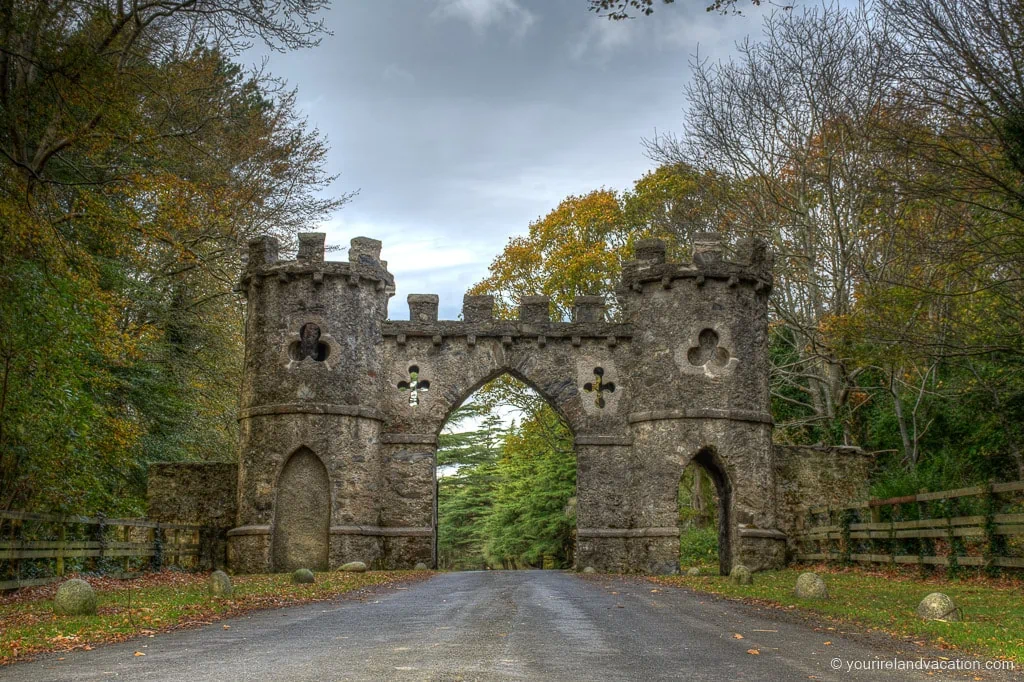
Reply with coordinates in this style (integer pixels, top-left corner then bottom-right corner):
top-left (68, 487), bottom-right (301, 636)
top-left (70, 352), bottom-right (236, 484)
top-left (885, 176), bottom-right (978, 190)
top-left (433, 0), bottom-right (536, 38)
top-left (569, 15), bottom-right (638, 60)
top-left (382, 64), bottom-right (415, 84)
top-left (318, 215), bottom-right (501, 320)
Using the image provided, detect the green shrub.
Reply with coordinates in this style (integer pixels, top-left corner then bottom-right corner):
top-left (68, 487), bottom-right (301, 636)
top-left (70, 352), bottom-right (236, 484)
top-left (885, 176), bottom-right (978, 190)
top-left (679, 527), bottom-right (718, 567)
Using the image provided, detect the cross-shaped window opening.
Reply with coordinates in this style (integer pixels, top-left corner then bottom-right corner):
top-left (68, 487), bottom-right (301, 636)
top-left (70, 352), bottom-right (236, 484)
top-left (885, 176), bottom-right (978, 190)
top-left (583, 366), bottom-right (615, 408)
top-left (398, 365), bottom-right (431, 406)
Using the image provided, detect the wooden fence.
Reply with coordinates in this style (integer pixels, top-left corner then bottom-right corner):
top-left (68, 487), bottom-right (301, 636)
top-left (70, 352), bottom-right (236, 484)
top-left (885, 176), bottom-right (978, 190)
top-left (0, 510), bottom-right (212, 591)
top-left (792, 480), bottom-right (1024, 572)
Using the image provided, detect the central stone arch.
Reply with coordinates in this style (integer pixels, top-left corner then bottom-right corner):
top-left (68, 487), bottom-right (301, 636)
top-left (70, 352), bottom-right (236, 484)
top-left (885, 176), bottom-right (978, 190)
top-left (227, 232), bottom-right (787, 575)
top-left (429, 366), bottom-right (579, 568)
top-left (376, 298), bottom-right (633, 570)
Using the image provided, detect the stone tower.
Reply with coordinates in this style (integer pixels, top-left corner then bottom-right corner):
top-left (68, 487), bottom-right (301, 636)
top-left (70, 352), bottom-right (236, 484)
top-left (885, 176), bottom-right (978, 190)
top-left (228, 233), bottom-right (394, 573)
top-left (226, 231), bottom-right (787, 574)
top-left (616, 235), bottom-right (780, 573)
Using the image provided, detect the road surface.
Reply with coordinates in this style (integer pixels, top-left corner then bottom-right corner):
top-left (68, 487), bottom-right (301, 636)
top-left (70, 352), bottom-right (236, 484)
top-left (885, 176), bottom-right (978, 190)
top-left (4, 571), bottom-right (1018, 681)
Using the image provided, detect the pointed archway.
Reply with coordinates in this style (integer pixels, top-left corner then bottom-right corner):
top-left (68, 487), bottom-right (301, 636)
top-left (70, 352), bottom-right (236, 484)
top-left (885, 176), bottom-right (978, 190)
top-left (272, 447), bottom-right (331, 571)
top-left (435, 374), bottom-right (577, 570)
top-left (679, 447), bottom-right (733, 576)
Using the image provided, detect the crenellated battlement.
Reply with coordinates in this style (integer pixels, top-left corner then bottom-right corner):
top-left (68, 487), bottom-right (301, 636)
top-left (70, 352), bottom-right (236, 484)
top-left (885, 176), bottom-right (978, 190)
top-left (382, 293), bottom-right (629, 345)
top-left (236, 233), bottom-right (395, 295)
top-left (619, 233), bottom-right (772, 294)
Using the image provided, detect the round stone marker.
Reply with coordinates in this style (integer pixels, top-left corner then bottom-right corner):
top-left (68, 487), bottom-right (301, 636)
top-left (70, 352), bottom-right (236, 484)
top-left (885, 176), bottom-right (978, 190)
top-left (339, 561), bottom-right (367, 573)
top-left (794, 572), bottom-right (828, 599)
top-left (209, 570), bottom-right (233, 598)
top-left (686, 567), bottom-right (701, 576)
top-left (582, 566), bottom-right (597, 574)
top-left (292, 568), bottom-right (316, 584)
top-left (729, 565), bottom-right (753, 585)
top-left (53, 578), bottom-right (97, 616)
top-left (414, 562), bottom-right (429, 571)
top-left (917, 592), bottom-right (960, 621)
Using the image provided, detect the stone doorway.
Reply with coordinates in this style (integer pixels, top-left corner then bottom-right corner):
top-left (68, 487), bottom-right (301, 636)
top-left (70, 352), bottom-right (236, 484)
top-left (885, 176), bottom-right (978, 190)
top-left (271, 447), bottom-right (331, 571)
top-left (679, 448), bottom-right (733, 576)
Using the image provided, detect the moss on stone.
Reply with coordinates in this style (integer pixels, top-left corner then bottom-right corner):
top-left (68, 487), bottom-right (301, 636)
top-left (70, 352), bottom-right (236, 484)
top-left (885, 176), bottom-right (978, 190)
top-left (53, 579), bottom-right (97, 616)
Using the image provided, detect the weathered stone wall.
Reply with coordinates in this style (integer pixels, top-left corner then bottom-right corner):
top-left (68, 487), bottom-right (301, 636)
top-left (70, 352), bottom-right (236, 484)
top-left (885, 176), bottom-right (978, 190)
top-left (146, 462), bottom-right (238, 569)
top-left (773, 444), bottom-right (876, 554)
top-left (147, 462), bottom-right (238, 527)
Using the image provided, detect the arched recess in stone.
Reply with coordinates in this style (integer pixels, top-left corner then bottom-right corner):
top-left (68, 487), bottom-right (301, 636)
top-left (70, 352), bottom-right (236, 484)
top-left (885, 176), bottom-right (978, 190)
top-left (684, 447), bottom-right (733, 577)
top-left (271, 446), bottom-right (331, 572)
top-left (430, 364), bottom-right (582, 440)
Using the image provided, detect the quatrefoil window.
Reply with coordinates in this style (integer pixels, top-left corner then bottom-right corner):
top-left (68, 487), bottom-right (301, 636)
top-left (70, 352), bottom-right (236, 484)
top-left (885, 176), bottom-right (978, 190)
top-left (398, 365), bottom-right (430, 406)
top-left (687, 328), bottom-right (729, 368)
top-left (583, 367), bottom-right (615, 408)
top-left (289, 323), bottom-right (329, 362)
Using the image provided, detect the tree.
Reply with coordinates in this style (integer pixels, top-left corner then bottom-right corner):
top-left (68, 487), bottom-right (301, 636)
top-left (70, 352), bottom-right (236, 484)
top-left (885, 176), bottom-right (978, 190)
top-left (587, 0), bottom-right (760, 19)
top-left (436, 387), bottom-right (576, 571)
top-left (470, 163), bottom-right (729, 320)
top-left (0, 1), bottom-right (344, 513)
top-left (436, 403), bottom-right (505, 570)
top-left (647, 4), bottom-right (917, 445)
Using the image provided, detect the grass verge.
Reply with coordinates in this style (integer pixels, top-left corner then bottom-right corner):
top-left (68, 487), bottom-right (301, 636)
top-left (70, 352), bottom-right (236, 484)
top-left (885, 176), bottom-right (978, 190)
top-left (0, 569), bottom-right (429, 664)
top-left (652, 565), bottom-right (1024, 663)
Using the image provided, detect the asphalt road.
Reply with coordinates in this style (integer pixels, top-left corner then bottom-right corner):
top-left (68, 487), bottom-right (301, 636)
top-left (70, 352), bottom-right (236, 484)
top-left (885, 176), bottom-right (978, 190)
top-left (4, 571), bottom-right (1019, 682)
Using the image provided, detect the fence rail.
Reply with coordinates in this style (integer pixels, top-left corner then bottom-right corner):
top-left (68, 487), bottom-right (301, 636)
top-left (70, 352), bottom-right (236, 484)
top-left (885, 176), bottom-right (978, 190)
top-left (792, 480), bottom-right (1024, 573)
top-left (0, 510), bottom-right (213, 591)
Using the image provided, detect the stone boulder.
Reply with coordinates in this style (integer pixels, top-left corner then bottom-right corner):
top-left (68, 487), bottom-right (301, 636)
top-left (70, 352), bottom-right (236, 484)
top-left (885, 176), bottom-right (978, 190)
top-left (917, 592), bottom-right (960, 622)
top-left (339, 561), bottom-right (367, 573)
top-left (581, 566), bottom-right (597, 574)
top-left (686, 567), bottom-right (701, 576)
top-left (292, 568), bottom-right (316, 584)
top-left (729, 565), bottom-right (753, 585)
top-left (53, 578), bottom-right (97, 616)
top-left (209, 570), bottom-right (233, 598)
top-left (414, 562), bottom-right (429, 571)
top-left (794, 572), bottom-right (828, 599)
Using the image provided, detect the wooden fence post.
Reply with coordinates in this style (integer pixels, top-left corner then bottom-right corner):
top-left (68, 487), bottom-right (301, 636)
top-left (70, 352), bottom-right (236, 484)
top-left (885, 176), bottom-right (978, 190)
top-left (869, 504), bottom-right (881, 559)
top-left (122, 525), bottom-right (131, 575)
top-left (12, 519), bottom-right (22, 582)
top-left (56, 523), bottom-right (66, 578)
top-left (151, 524), bottom-right (162, 572)
top-left (95, 513), bottom-right (107, 571)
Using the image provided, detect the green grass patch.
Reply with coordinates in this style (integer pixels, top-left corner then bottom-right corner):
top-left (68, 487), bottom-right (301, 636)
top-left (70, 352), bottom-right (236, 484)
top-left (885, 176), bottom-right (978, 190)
top-left (653, 566), bottom-right (1024, 663)
top-left (0, 570), bottom-right (428, 664)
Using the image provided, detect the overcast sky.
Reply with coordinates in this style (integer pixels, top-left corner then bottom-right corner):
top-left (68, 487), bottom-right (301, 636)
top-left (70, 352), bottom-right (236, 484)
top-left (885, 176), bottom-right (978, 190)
top-left (253, 0), bottom-right (769, 320)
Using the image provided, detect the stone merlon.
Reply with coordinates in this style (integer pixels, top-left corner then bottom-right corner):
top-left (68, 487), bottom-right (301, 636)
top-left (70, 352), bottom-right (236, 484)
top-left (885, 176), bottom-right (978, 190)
top-left (619, 236), bottom-right (772, 293)
top-left (519, 295), bottom-right (552, 324)
top-left (408, 294), bottom-right (439, 323)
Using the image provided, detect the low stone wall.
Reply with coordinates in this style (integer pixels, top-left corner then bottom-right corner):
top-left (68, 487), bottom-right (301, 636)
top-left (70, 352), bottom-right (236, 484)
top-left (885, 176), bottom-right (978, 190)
top-left (773, 444), bottom-right (875, 558)
top-left (147, 462), bottom-right (238, 569)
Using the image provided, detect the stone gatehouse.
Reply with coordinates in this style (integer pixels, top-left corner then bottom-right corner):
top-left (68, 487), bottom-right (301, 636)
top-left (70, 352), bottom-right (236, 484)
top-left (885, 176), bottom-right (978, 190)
top-left (148, 232), bottom-right (875, 575)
